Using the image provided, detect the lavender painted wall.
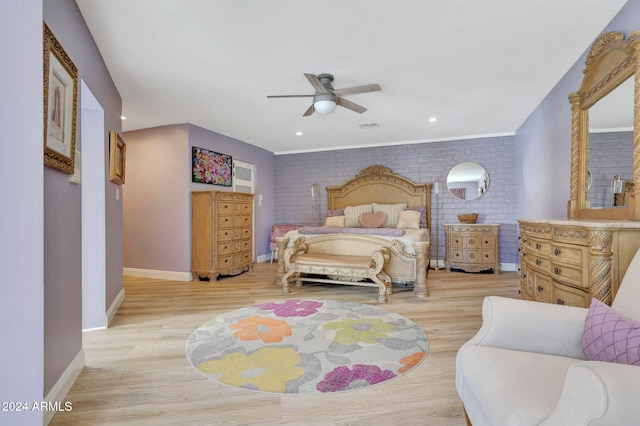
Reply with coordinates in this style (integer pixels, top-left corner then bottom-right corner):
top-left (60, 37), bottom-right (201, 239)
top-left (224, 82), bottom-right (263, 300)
top-left (0, 2), bottom-right (44, 424)
top-left (123, 124), bottom-right (275, 273)
top-left (515, 0), bottom-right (640, 220)
top-left (274, 136), bottom-right (518, 266)
top-left (43, 0), bottom-right (122, 395)
top-left (124, 125), bottom-right (191, 272)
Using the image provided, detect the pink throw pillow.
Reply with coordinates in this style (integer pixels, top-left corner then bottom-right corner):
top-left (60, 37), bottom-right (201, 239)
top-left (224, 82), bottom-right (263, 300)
top-left (358, 211), bottom-right (387, 228)
top-left (581, 298), bottom-right (640, 365)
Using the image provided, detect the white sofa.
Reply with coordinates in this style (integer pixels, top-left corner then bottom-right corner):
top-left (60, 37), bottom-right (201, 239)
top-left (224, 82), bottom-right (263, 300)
top-left (456, 248), bottom-right (640, 425)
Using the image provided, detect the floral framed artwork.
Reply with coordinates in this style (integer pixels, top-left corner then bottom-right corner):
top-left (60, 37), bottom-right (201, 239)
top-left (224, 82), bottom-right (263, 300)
top-left (109, 131), bottom-right (126, 185)
top-left (43, 23), bottom-right (78, 174)
top-left (192, 147), bottom-right (233, 186)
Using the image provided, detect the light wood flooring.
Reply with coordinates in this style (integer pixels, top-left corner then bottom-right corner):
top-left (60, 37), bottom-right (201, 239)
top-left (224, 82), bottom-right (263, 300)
top-left (50, 263), bottom-right (520, 426)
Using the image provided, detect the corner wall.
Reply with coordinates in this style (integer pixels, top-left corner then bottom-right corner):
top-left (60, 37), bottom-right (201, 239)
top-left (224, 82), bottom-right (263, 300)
top-left (43, 0), bottom-right (122, 396)
top-left (123, 124), bottom-right (275, 275)
top-left (0, 1), bottom-right (44, 424)
top-left (515, 0), bottom-right (640, 220)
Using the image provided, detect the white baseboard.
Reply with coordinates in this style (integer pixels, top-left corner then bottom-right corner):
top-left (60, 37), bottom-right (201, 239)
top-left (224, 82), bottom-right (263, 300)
top-left (501, 262), bottom-right (518, 272)
top-left (107, 288), bottom-right (125, 327)
top-left (123, 267), bottom-right (193, 281)
top-left (256, 254), bottom-right (270, 263)
top-left (430, 259), bottom-right (444, 269)
top-left (44, 350), bottom-right (84, 425)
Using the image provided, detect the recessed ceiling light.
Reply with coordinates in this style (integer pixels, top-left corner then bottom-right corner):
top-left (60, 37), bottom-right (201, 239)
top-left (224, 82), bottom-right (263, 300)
top-left (429, 116), bottom-right (438, 123)
top-left (296, 131), bottom-right (303, 136)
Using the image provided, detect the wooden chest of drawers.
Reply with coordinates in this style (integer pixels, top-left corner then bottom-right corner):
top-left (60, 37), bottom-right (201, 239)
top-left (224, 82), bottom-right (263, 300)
top-left (191, 190), bottom-right (254, 280)
top-left (518, 219), bottom-right (640, 307)
top-left (444, 224), bottom-right (500, 274)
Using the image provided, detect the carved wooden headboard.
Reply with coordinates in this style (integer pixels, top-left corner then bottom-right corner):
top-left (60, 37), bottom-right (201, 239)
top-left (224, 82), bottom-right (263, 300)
top-left (326, 165), bottom-right (432, 230)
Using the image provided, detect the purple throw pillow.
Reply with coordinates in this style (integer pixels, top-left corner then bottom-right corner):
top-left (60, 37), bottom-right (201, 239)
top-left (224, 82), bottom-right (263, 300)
top-left (406, 206), bottom-right (427, 229)
top-left (581, 298), bottom-right (640, 366)
top-left (325, 208), bottom-right (345, 218)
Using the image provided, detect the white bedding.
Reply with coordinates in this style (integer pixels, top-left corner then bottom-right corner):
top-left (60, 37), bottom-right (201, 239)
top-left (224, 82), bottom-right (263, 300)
top-left (283, 228), bottom-right (429, 255)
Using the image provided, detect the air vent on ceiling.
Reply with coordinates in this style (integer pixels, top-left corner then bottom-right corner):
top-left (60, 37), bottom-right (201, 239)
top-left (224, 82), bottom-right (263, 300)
top-left (359, 123), bottom-right (380, 129)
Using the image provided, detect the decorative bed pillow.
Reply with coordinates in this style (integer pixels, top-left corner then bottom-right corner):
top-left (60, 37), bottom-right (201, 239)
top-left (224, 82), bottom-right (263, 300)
top-left (344, 204), bottom-right (373, 228)
top-left (324, 215), bottom-right (345, 228)
top-left (325, 208), bottom-right (345, 218)
top-left (581, 298), bottom-right (640, 366)
top-left (372, 203), bottom-right (407, 228)
top-left (358, 211), bottom-right (387, 228)
top-left (396, 210), bottom-right (421, 230)
top-left (406, 206), bottom-right (427, 229)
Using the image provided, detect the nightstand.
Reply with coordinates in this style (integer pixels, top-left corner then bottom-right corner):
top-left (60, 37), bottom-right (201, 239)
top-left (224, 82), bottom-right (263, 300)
top-left (444, 223), bottom-right (500, 274)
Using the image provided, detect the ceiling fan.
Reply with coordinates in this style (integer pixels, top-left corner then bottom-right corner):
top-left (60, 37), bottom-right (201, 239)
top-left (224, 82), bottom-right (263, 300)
top-left (267, 73), bottom-right (381, 116)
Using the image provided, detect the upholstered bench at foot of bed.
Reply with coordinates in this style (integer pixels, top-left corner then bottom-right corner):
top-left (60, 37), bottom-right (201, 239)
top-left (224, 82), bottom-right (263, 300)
top-left (282, 248), bottom-right (392, 303)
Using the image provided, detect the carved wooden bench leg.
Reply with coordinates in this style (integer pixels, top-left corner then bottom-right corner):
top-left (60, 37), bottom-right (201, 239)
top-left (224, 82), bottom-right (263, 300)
top-left (275, 237), bottom-right (289, 286)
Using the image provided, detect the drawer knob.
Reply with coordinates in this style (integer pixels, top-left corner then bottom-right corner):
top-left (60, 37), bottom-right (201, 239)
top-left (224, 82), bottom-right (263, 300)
top-left (536, 259), bottom-right (542, 266)
top-left (536, 243), bottom-right (541, 249)
top-left (537, 285), bottom-right (544, 292)
top-left (556, 298), bottom-right (565, 305)
top-left (554, 248), bottom-right (561, 256)
top-left (554, 267), bottom-right (562, 275)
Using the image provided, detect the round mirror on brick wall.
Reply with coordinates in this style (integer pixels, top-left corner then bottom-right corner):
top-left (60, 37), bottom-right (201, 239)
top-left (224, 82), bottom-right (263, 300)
top-left (446, 161), bottom-right (490, 201)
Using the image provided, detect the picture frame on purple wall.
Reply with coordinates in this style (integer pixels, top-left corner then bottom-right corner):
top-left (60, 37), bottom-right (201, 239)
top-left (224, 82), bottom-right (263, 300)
top-left (192, 146), bottom-right (233, 187)
top-left (109, 131), bottom-right (126, 185)
top-left (43, 23), bottom-right (78, 174)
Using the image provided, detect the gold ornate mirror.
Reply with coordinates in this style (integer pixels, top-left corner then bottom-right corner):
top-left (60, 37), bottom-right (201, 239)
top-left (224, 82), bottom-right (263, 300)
top-left (568, 30), bottom-right (640, 220)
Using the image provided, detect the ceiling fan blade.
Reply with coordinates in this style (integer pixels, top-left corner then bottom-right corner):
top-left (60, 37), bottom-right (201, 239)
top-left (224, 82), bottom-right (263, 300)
top-left (267, 94), bottom-right (314, 98)
top-left (303, 104), bottom-right (315, 116)
top-left (304, 73), bottom-right (329, 94)
top-left (337, 97), bottom-right (367, 114)
top-left (332, 83), bottom-right (381, 97)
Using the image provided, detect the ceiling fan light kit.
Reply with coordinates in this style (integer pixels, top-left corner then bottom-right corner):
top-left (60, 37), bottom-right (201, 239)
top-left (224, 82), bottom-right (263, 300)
top-left (313, 94), bottom-right (337, 114)
top-left (267, 73), bottom-right (381, 116)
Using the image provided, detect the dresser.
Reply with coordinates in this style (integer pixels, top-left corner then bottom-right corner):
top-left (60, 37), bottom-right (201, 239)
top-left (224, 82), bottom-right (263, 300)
top-left (191, 190), bottom-right (254, 280)
top-left (518, 219), bottom-right (640, 307)
top-left (444, 224), bottom-right (500, 274)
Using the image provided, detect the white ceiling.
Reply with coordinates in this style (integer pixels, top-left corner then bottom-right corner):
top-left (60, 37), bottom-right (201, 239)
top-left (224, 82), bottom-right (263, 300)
top-left (75, 0), bottom-right (628, 154)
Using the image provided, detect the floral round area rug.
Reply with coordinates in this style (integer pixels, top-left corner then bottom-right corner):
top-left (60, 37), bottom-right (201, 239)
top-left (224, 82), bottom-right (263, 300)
top-left (185, 299), bottom-right (429, 394)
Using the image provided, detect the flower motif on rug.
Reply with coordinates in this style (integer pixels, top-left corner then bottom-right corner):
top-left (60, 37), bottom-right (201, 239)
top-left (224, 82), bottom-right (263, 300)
top-left (323, 317), bottom-right (397, 345)
top-left (230, 316), bottom-right (292, 343)
top-left (317, 364), bottom-right (396, 392)
top-left (186, 299), bottom-right (429, 395)
top-left (197, 347), bottom-right (305, 393)
top-left (253, 299), bottom-right (323, 317)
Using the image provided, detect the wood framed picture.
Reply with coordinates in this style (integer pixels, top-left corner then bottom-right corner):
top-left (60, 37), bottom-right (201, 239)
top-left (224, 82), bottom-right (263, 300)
top-left (192, 146), bottom-right (233, 186)
top-left (43, 23), bottom-right (78, 174)
top-left (109, 131), bottom-right (126, 185)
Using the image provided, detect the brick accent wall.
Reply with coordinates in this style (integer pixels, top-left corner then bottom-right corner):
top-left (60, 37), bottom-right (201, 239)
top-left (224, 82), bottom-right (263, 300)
top-left (274, 136), bottom-right (518, 266)
top-left (588, 131), bottom-right (633, 208)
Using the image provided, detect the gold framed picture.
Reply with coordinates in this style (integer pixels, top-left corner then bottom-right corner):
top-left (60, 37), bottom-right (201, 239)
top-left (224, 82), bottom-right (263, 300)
top-left (43, 23), bottom-right (78, 174)
top-left (109, 131), bottom-right (126, 185)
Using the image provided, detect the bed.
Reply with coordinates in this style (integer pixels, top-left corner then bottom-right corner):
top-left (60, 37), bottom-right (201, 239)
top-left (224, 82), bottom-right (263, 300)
top-left (275, 165), bottom-right (432, 298)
